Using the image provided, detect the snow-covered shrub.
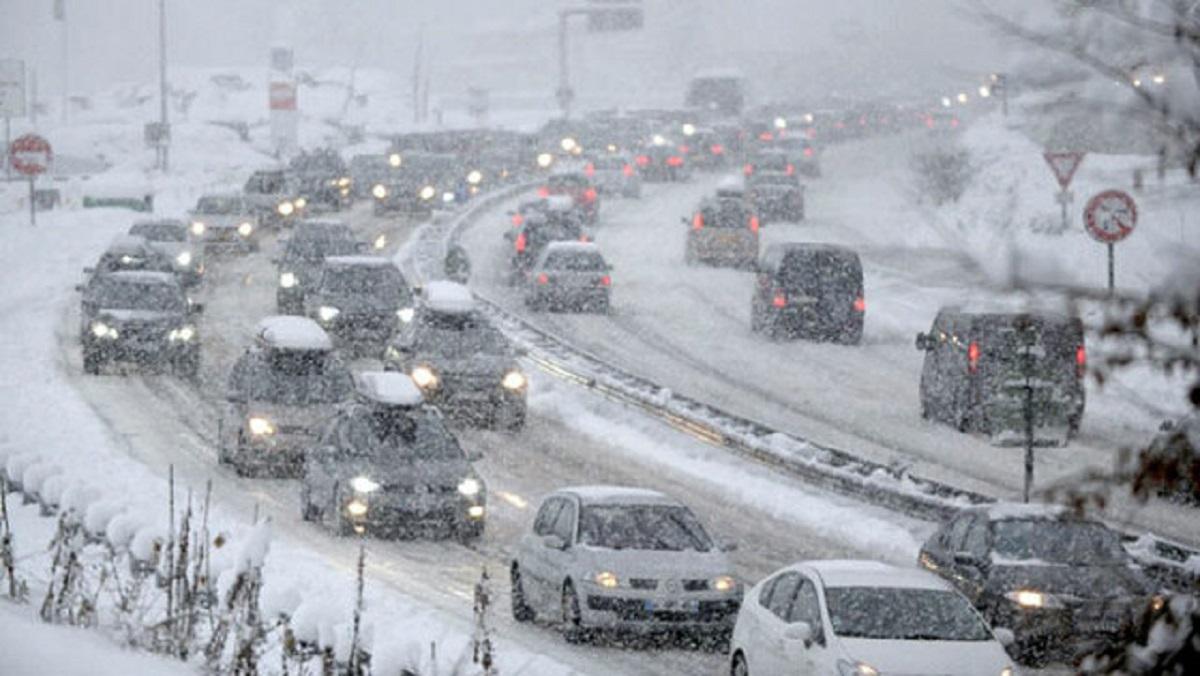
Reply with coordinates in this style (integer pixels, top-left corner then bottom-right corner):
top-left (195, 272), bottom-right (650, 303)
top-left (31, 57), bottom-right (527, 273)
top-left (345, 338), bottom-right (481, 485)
top-left (909, 139), bottom-right (976, 205)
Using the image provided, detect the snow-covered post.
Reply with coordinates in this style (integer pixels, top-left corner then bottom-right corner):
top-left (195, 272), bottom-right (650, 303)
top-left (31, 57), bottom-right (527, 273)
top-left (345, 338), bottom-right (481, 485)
top-left (1, 477), bottom-right (26, 601)
top-left (39, 511), bottom-right (89, 625)
top-left (348, 544), bottom-right (366, 676)
top-left (472, 567), bottom-right (496, 675)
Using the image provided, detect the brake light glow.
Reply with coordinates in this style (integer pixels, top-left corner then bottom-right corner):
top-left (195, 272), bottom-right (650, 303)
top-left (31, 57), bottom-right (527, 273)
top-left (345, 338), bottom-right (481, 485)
top-left (666, 156), bottom-right (684, 167)
top-left (635, 155), bottom-right (650, 167)
top-left (806, 128), bottom-right (817, 140)
top-left (749, 215), bottom-right (760, 233)
top-left (951, 118), bottom-right (960, 128)
top-left (1076, 345), bottom-right (1087, 377)
top-left (583, 188), bottom-right (597, 202)
top-left (678, 144), bottom-right (690, 154)
top-left (859, 115), bottom-right (868, 126)
top-left (968, 341), bottom-right (980, 374)
top-left (511, 213), bottom-right (524, 227)
top-left (599, 275), bottom-right (611, 287)
top-left (758, 131), bottom-right (774, 141)
top-left (537, 186), bottom-right (550, 198)
top-left (835, 121), bottom-right (845, 130)
top-left (622, 164), bottom-right (634, 176)
top-left (924, 115), bottom-right (935, 129)
top-left (772, 291), bottom-right (787, 308)
top-left (786, 163), bottom-right (795, 176)
top-left (579, 234), bottom-right (590, 243)
top-left (710, 144), bottom-right (724, 155)
top-left (853, 296), bottom-right (866, 312)
top-left (584, 162), bottom-right (595, 177)
top-left (692, 213), bottom-right (704, 230)
top-left (515, 232), bottom-right (527, 253)
top-left (803, 147), bottom-right (814, 158)
top-left (536, 273), bottom-right (549, 285)
top-left (743, 163), bottom-right (754, 176)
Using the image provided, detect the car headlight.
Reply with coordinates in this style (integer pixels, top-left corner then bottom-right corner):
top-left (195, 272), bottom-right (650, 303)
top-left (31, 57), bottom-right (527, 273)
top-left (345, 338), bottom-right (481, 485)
top-left (168, 325), bottom-right (196, 342)
top-left (90, 321), bottom-right (118, 339)
top-left (1006, 589), bottom-right (1062, 610)
top-left (837, 661), bottom-right (878, 676)
top-left (247, 416), bottom-right (275, 436)
top-left (1000, 668), bottom-right (1014, 676)
top-left (467, 505), bottom-right (485, 519)
top-left (457, 477), bottom-right (481, 497)
top-left (337, 176), bottom-right (351, 188)
top-left (467, 170), bottom-right (483, 185)
top-left (593, 571), bottom-right (619, 589)
top-left (350, 476), bottom-right (380, 493)
top-left (536, 152), bottom-right (554, 168)
top-left (388, 153), bottom-right (402, 168)
top-left (1151, 595), bottom-right (1167, 613)
top-left (279, 272), bottom-right (298, 289)
top-left (372, 184), bottom-right (387, 199)
top-left (294, 197), bottom-right (307, 209)
top-left (175, 251), bottom-right (193, 267)
top-left (190, 221), bottom-right (206, 236)
top-left (346, 499), bottom-right (368, 517)
top-left (419, 186), bottom-right (436, 201)
top-left (373, 233), bottom-right (387, 250)
top-left (318, 306), bottom-right (340, 322)
top-left (397, 307), bottom-right (415, 323)
top-left (501, 370), bottom-right (527, 391)
top-left (277, 201), bottom-right (294, 216)
top-left (237, 222), bottom-right (253, 237)
top-left (442, 191), bottom-right (456, 203)
top-left (712, 575), bottom-right (737, 593)
top-left (411, 365), bottom-right (438, 389)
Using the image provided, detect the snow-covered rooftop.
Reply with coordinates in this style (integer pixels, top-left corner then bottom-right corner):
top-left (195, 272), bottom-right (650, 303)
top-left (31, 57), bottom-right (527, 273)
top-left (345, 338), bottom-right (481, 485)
top-left (423, 281), bottom-right (475, 314)
top-left (322, 255), bottom-right (394, 268)
top-left (254, 316), bottom-right (333, 352)
top-left (806, 560), bottom-right (946, 590)
top-left (560, 485), bottom-right (676, 506)
top-left (978, 502), bottom-right (1071, 522)
top-left (356, 371), bottom-right (423, 407)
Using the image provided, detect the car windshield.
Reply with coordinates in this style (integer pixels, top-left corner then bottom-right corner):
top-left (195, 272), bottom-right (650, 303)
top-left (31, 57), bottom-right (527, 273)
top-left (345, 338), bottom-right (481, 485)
top-left (195, 196), bottom-right (246, 214)
top-left (778, 251), bottom-right (860, 294)
top-left (231, 351), bottom-right (352, 405)
top-left (245, 173), bottom-right (287, 193)
top-left (285, 233), bottom-right (360, 260)
top-left (702, 202), bottom-right (753, 228)
top-left (320, 265), bottom-right (407, 297)
top-left (992, 519), bottom-right (1129, 565)
top-left (88, 280), bottom-right (185, 312)
top-left (544, 251), bottom-right (607, 271)
top-left (415, 324), bottom-right (511, 358)
top-left (129, 224), bottom-right (185, 242)
top-left (351, 409), bottom-right (465, 460)
top-left (579, 504), bottom-right (713, 552)
top-left (825, 587), bottom-right (992, 641)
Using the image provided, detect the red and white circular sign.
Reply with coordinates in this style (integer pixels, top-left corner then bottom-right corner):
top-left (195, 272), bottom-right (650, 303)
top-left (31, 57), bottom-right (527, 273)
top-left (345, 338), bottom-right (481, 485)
top-left (9, 133), bottom-right (52, 176)
top-left (1083, 189), bottom-right (1137, 243)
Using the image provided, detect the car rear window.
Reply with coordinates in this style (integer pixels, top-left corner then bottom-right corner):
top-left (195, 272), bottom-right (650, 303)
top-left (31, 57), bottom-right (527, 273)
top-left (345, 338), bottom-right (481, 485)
top-left (971, 315), bottom-right (1083, 378)
top-left (778, 251), bottom-right (861, 293)
top-left (544, 251), bottom-right (607, 271)
top-left (702, 201), bottom-right (754, 228)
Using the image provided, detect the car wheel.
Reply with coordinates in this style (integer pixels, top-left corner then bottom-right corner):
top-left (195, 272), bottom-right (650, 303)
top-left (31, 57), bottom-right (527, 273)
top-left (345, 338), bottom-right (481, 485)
top-left (83, 350), bottom-right (102, 375)
top-left (838, 321), bottom-right (863, 346)
top-left (731, 652), bottom-right (749, 676)
top-left (560, 581), bottom-right (586, 643)
top-left (511, 565), bottom-right (536, 622)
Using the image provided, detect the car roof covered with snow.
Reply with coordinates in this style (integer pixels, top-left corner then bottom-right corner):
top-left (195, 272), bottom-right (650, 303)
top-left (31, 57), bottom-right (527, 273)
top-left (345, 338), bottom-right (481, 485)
top-left (544, 195), bottom-right (576, 212)
top-left (356, 371), bottom-right (424, 407)
top-left (104, 234), bottom-right (154, 255)
top-left (543, 241), bottom-right (603, 258)
top-left (556, 485), bottom-right (679, 507)
top-left (254, 316), bottom-right (334, 352)
top-left (422, 281), bottom-right (475, 314)
top-left (99, 270), bottom-right (179, 286)
top-left (971, 501), bottom-right (1073, 522)
top-left (322, 255), bottom-right (395, 268)
top-left (803, 560), bottom-right (949, 590)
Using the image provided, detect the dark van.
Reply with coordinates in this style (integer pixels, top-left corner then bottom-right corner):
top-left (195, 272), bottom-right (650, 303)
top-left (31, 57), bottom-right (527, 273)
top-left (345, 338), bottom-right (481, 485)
top-left (751, 243), bottom-right (864, 344)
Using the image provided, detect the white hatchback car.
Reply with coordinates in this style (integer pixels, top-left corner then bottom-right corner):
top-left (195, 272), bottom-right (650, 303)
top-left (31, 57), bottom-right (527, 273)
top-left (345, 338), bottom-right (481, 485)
top-left (510, 486), bottom-right (742, 643)
top-left (731, 560), bottom-right (1016, 676)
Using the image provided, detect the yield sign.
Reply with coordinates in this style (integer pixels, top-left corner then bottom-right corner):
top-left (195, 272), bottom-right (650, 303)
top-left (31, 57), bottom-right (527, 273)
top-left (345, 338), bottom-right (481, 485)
top-left (1043, 151), bottom-right (1086, 190)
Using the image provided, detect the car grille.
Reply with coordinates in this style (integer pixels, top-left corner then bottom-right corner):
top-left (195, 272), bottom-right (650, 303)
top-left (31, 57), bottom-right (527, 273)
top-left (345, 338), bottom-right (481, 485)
top-left (629, 579), bottom-right (658, 590)
top-left (382, 483), bottom-right (458, 495)
top-left (682, 579), bottom-right (710, 592)
top-left (441, 373), bottom-right (498, 391)
top-left (114, 322), bottom-right (169, 343)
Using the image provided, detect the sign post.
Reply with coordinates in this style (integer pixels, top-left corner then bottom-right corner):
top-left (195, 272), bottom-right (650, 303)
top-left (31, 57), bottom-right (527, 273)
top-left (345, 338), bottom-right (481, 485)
top-left (1083, 189), bottom-right (1137, 296)
top-left (9, 133), bottom-right (52, 226)
top-left (1, 59), bottom-right (27, 179)
top-left (1043, 151), bottom-right (1085, 232)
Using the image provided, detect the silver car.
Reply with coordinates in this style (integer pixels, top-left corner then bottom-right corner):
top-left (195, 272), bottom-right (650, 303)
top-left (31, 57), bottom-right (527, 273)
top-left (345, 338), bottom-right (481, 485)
top-left (218, 316), bottom-right (353, 477)
top-left (510, 486), bottom-right (742, 643)
top-left (189, 193), bottom-right (260, 254)
top-left (585, 154), bottom-right (641, 198)
top-left (524, 242), bottom-right (612, 313)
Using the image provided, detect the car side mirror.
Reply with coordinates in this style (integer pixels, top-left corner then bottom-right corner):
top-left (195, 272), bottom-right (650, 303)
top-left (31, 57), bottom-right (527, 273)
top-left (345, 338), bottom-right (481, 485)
top-left (783, 621), bottom-right (814, 648)
top-left (542, 534), bottom-right (568, 551)
top-left (915, 332), bottom-right (933, 351)
top-left (516, 347), bottom-right (529, 358)
top-left (355, 241), bottom-right (370, 253)
top-left (190, 302), bottom-right (205, 315)
top-left (270, 257), bottom-right (280, 265)
top-left (993, 627), bottom-right (1015, 647)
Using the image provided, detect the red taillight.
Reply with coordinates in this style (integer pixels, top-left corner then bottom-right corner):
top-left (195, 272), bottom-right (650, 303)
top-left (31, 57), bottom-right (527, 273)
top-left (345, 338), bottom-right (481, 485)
top-left (758, 131), bottom-right (774, 141)
top-left (951, 118), bottom-right (960, 128)
top-left (749, 215), bottom-right (760, 233)
top-left (666, 156), bottom-right (684, 167)
top-left (536, 272), bottom-right (549, 285)
top-left (924, 116), bottom-right (934, 129)
top-left (1076, 345), bottom-right (1087, 377)
top-left (859, 115), bottom-right (868, 126)
top-left (678, 144), bottom-right (690, 154)
top-left (537, 186), bottom-right (550, 198)
top-left (515, 232), bottom-right (527, 253)
top-left (803, 147), bottom-right (814, 158)
top-left (599, 275), bottom-right (611, 287)
top-left (579, 234), bottom-right (590, 243)
top-left (786, 163), bottom-right (795, 176)
top-left (743, 163), bottom-right (754, 176)
top-left (853, 296), bottom-right (865, 312)
top-left (511, 213), bottom-right (524, 227)
top-left (635, 155), bottom-right (650, 167)
top-left (771, 291), bottom-right (787, 308)
top-left (584, 162), bottom-right (595, 177)
top-left (692, 212), bottom-right (704, 230)
top-left (806, 128), bottom-right (816, 140)
top-left (835, 121), bottom-right (845, 130)
top-left (710, 144), bottom-right (724, 155)
top-left (968, 341), bottom-right (980, 374)
top-left (583, 187), bottom-right (597, 202)
top-left (622, 163), bottom-right (634, 176)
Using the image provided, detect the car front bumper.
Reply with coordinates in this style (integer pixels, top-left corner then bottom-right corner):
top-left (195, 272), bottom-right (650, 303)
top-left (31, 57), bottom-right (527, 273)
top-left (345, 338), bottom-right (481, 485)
top-left (233, 432), bottom-right (315, 477)
top-left (341, 492), bottom-right (485, 537)
top-left (581, 587), bottom-right (740, 633)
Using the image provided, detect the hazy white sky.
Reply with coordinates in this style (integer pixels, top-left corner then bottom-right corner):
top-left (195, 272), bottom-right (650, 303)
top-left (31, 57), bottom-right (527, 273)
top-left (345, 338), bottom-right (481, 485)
top-left (1, 1), bottom-right (1027, 109)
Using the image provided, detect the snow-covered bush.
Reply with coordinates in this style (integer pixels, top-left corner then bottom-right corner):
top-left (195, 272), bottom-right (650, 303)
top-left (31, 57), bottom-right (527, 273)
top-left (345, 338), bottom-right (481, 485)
top-left (909, 139), bottom-right (976, 206)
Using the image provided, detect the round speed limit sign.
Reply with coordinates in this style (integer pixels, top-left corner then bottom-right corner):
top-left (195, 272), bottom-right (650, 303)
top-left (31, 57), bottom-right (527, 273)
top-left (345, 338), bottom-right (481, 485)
top-left (1083, 190), bottom-right (1137, 243)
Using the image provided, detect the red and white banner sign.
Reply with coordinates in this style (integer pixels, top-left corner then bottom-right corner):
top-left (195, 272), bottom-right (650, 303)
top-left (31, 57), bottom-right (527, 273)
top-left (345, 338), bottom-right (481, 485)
top-left (1043, 151), bottom-right (1086, 190)
top-left (9, 133), bottom-right (52, 176)
top-left (269, 82), bottom-right (296, 111)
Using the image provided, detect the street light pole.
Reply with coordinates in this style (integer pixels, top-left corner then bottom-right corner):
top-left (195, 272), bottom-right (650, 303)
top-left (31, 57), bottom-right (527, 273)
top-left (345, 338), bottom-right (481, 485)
top-left (556, 11), bottom-right (574, 119)
top-left (158, 0), bottom-right (170, 172)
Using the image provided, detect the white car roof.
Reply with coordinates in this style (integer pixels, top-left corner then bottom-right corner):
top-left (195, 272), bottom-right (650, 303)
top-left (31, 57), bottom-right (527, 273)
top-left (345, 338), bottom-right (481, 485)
top-left (254, 316), bottom-right (333, 351)
top-left (356, 371), bottom-right (423, 407)
top-left (559, 485), bottom-right (678, 507)
top-left (544, 195), bottom-right (576, 212)
top-left (544, 241), bottom-right (602, 256)
top-left (804, 560), bottom-right (949, 591)
top-left (976, 501), bottom-right (1071, 522)
top-left (423, 281), bottom-right (475, 314)
top-left (102, 270), bottom-right (178, 285)
top-left (323, 255), bottom-right (392, 268)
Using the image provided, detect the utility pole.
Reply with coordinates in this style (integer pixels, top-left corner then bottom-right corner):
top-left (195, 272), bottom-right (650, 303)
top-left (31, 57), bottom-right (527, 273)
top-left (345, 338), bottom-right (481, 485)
top-left (556, 12), bottom-right (573, 119)
top-left (411, 29), bottom-right (423, 125)
top-left (58, 0), bottom-right (68, 125)
top-left (158, 0), bottom-right (170, 172)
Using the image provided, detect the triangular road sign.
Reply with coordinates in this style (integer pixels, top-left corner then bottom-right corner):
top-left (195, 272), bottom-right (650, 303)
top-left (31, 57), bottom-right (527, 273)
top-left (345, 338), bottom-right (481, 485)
top-left (1043, 151), bottom-right (1086, 190)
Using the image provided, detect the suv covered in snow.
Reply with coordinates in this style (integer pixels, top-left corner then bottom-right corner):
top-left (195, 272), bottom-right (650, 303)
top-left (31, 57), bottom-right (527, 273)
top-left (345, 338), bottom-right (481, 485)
top-left (304, 256), bottom-right (414, 356)
top-left (684, 190), bottom-right (759, 269)
top-left (506, 196), bottom-right (590, 280)
top-left (275, 221), bottom-right (365, 314)
top-left (300, 371), bottom-right (486, 540)
top-left (746, 170), bottom-right (804, 223)
top-left (77, 271), bottom-right (201, 377)
top-left (751, 243), bottom-right (864, 344)
top-left (243, 169), bottom-right (304, 226)
top-left (219, 317), bottom-right (353, 477)
top-left (384, 282), bottom-right (527, 429)
top-left (915, 307), bottom-right (1086, 444)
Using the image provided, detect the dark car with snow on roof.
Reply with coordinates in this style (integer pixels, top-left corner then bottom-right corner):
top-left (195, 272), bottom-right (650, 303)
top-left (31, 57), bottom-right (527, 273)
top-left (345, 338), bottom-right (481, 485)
top-left (746, 170), bottom-right (804, 223)
top-left (506, 196), bottom-right (590, 281)
top-left (303, 256), bottom-right (414, 356)
top-left (683, 188), bottom-right (759, 269)
top-left (77, 271), bottom-right (202, 377)
top-left (189, 193), bottom-right (261, 254)
top-left (510, 485), bottom-right (741, 644)
top-left (915, 307), bottom-right (1086, 444)
top-left (525, 242), bottom-right (612, 314)
top-left (384, 282), bottom-right (527, 430)
top-left (301, 371), bottom-right (486, 540)
top-left (218, 317), bottom-right (353, 478)
top-left (539, 171), bottom-right (600, 226)
top-left (751, 243), bottom-right (864, 344)
top-left (634, 141), bottom-right (691, 183)
top-left (128, 219), bottom-right (204, 287)
top-left (85, 235), bottom-right (178, 284)
top-left (918, 503), bottom-right (1161, 666)
top-left (275, 221), bottom-right (367, 315)
top-left (243, 169), bottom-right (305, 226)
